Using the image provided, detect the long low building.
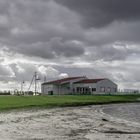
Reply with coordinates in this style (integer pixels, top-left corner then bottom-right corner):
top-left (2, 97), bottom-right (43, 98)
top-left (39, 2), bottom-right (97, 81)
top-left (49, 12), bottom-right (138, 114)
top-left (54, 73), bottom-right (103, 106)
top-left (41, 76), bottom-right (117, 95)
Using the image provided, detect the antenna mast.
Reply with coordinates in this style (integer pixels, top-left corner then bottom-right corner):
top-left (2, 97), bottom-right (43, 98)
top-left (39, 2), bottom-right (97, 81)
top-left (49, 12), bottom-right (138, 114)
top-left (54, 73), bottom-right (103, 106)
top-left (28, 72), bottom-right (40, 95)
top-left (35, 72), bottom-right (37, 95)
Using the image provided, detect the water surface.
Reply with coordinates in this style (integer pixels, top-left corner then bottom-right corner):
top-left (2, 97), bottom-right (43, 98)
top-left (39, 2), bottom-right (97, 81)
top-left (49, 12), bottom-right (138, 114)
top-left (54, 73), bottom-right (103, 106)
top-left (102, 103), bottom-right (140, 124)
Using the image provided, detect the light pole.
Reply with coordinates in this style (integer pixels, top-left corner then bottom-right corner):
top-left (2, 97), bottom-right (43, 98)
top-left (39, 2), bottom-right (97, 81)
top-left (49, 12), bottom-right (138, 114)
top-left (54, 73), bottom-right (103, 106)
top-left (34, 72), bottom-right (37, 95)
top-left (34, 72), bottom-right (41, 95)
top-left (21, 81), bottom-right (25, 95)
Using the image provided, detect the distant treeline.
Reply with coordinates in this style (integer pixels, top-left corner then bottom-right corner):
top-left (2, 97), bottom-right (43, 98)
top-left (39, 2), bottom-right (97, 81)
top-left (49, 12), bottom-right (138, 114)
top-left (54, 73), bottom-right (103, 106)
top-left (0, 91), bottom-right (11, 95)
top-left (0, 90), bottom-right (34, 95)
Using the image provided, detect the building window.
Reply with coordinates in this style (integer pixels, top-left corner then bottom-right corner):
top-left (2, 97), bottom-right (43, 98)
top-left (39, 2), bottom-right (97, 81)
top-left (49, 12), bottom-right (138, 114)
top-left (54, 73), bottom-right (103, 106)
top-left (73, 88), bottom-right (75, 93)
top-left (92, 88), bottom-right (96, 92)
top-left (48, 91), bottom-right (53, 95)
top-left (114, 88), bottom-right (117, 92)
top-left (85, 88), bottom-right (86, 92)
top-left (107, 87), bottom-right (111, 92)
top-left (79, 87), bottom-right (82, 93)
top-left (67, 87), bottom-right (70, 90)
top-left (100, 87), bottom-right (105, 92)
top-left (77, 87), bottom-right (80, 92)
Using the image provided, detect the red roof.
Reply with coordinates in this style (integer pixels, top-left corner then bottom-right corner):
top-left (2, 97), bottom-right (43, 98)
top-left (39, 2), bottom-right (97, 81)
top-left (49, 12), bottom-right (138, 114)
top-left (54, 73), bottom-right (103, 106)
top-left (42, 76), bottom-right (86, 85)
top-left (74, 79), bottom-right (106, 84)
top-left (42, 77), bottom-right (107, 85)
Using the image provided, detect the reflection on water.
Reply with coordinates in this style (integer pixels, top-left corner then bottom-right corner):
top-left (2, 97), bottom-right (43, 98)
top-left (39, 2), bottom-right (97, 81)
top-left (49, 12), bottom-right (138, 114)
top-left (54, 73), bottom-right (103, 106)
top-left (102, 103), bottom-right (140, 124)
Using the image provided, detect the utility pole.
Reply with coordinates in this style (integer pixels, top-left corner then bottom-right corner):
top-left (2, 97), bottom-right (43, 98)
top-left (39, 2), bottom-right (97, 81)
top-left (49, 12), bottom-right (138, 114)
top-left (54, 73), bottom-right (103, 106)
top-left (21, 81), bottom-right (23, 95)
top-left (34, 72), bottom-right (37, 95)
top-left (34, 72), bottom-right (41, 95)
top-left (44, 76), bottom-right (46, 82)
top-left (21, 80), bottom-right (25, 95)
top-left (28, 72), bottom-right (41, 96)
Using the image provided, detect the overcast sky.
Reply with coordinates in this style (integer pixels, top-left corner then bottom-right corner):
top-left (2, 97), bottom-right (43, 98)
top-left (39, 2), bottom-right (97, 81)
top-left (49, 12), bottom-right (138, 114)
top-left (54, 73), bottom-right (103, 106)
top-left (0, 0), bottom-right (140, 91)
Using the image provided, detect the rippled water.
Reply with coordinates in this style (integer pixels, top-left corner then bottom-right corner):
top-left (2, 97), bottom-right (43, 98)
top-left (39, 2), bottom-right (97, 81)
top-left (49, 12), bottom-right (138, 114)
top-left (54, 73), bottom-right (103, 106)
top-left (102, 103), bottom-right (140, 124)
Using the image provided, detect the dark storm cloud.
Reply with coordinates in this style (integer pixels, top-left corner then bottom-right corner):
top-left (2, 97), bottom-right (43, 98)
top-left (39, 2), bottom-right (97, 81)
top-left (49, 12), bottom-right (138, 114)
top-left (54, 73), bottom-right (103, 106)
top-left (0, 0), bottom-right (139, 61)
top-left (50, 38), bottom-right (85, 57)
top-left (0, 1), bottom-right (139, 77)
top-left (85, 42), bottom-right (140, 62)
top-left (10, 37), bottom-right (85, 59)
top-left (0, 0), bottom-right (85, 59)
top-left (56, 0), bottom-right (140, 28)
top-left (0, 0), bottom-right (140, 91)
top-left (85, 21), bottom-right (140, 47)
top-left (13, 43), bottom-right (55, 59)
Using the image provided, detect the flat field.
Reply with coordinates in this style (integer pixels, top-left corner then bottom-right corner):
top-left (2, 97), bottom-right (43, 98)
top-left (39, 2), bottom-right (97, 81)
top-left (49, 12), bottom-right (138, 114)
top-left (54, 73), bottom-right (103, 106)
top-left (0, 94), bottom-right (139, 111)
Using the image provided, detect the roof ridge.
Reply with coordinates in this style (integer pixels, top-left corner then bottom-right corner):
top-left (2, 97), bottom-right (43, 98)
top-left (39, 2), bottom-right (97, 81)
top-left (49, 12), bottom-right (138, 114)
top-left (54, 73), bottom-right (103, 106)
top-left (42, 76), bottom-right (87, 85)
top-left (74, 78), bottom-right (106, 84)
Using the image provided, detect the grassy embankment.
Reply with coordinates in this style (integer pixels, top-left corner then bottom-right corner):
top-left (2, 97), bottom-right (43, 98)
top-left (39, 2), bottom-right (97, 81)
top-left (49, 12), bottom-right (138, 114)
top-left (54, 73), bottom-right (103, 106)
top-left (0, 95), bottom-right (139, 111)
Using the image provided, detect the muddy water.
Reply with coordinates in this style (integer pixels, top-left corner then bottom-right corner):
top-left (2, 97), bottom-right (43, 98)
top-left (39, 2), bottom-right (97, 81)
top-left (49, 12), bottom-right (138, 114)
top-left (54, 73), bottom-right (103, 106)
top-left (102, 103), bottom-right (140, 124)
top-left (0, 104), bottom-right (140, 140)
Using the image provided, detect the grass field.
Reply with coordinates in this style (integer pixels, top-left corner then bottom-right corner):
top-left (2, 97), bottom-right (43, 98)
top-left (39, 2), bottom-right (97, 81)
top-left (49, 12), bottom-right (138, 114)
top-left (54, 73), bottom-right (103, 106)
top-left (0, 95), bottom-right (139, 111)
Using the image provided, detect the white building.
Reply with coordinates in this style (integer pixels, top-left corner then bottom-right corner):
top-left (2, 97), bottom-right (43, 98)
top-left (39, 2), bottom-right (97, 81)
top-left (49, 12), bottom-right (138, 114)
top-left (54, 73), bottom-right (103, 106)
top-left (41, 76), bottom-right (117, 95)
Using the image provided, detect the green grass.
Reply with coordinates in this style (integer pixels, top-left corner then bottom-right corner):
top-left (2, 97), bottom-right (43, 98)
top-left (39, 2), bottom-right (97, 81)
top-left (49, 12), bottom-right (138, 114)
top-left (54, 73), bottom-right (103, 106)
top-left (0, 95), bottom-right (139, 111)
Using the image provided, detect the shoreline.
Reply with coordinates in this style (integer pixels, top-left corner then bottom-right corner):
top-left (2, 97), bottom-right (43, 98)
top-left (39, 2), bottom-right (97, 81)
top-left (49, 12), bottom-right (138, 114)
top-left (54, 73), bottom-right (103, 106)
top-left (96, 103), bottom-right (140, 128)
top-left (86, 104), bottom-right (140, 140)
top-left (0, 100), bottom-right (140, 113)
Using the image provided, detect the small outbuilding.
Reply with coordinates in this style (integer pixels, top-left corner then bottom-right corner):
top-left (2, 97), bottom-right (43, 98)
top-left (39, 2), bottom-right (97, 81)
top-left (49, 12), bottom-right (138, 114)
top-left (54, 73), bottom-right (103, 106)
top-left (41, 76), bottom-right (117, 95)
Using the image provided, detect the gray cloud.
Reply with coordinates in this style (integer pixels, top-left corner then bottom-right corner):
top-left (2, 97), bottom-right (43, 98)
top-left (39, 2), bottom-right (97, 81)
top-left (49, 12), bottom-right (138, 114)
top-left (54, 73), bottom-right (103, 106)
top-left (0, 65), bottom-right (14, 78)
top-left (10, 38), bottom-right (85, 59)
top-left (0, 0), bottom-right (139, 61)
top-left (14, 42), bottom-right (55, 59)
top-left (85, 42), bottom-right (140, 61)
top-left (0, 0), bottom-right (140, 90)
top-left (0, 0), bottom-right (85, 59)
top-left (56, 0), bottom-right (140, 28)
top-left (50, 38), bottom-right (85, 57)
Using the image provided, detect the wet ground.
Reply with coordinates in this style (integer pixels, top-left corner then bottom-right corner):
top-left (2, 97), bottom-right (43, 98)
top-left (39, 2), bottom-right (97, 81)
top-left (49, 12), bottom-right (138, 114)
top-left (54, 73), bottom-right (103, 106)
top-left (0, 103), bottom-right (140, 140)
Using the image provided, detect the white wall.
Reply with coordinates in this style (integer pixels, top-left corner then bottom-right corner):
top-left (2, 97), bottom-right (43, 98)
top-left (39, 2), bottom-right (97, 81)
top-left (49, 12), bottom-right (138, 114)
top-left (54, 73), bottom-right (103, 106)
top-left (96, 79), bottom-right (117, 93)
top-left (42, 79), bottom-right (118, 95)
top-left (73, 83), bottom-right (97, 94)
top-left (41, 84), bottom-right (54, 94)
top-left (73, 79), bottom-right (117, 94)
top-left (57, 84), bottom-right (70, 95)
top-left (42, 83), bottom-right (71, 95)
